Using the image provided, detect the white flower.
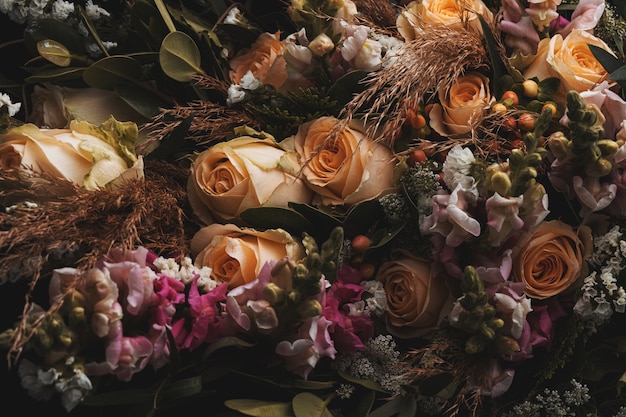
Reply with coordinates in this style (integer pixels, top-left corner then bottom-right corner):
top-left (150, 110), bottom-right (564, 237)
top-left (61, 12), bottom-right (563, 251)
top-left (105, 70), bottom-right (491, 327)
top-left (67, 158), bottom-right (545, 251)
top-left (223, 6), bottom-right (246, 25)
top-left (240, 70), bottom-right (261, 90)
top-left (442, 145), bottom-right (478, 197)
top-left (0, 0), bottom-right (16, 14)
top-left (84, 0), bottom-right (110, 19)
top-left (18, 360), bottom-right (56, 401)
top-left (51, 0), bottom-right (74, 20)
top-left (0, 93), bottom-right (21, 116)
top-left (227, 84), bottom-right (246, 105)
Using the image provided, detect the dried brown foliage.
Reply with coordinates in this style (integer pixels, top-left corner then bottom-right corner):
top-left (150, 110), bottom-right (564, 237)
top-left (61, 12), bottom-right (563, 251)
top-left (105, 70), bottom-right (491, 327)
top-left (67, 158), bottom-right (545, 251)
top-left (0, 160), bottom-right (196, 286)
top-left (340, 23), bottom-right (491, 143)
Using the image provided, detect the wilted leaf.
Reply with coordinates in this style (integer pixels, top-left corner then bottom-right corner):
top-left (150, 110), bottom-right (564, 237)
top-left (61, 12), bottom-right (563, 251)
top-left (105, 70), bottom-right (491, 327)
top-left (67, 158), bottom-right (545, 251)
top-left (83, 55), bottom-right (143, 90)
top-left (225, 399), bottom-right (295, 417)
top-left (159, 31), bottom-right (205, 82)
top-left (292, 392), bottom-right (333, 417)
top-left (37, 39), bottom-right (72, 67)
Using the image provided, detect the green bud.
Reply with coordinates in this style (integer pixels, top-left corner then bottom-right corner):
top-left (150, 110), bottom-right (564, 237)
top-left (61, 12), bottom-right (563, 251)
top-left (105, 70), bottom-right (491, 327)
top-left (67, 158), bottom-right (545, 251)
top-left (490, 171), bottom-right (511, 196)
top-left (525, 152), bottom-right (543, 167)
top-left (596, 139), bottom-right (619, 158)
top-left (517, 167), bottom-right (537, 181)
top-left (585, 158), bottom-right (613, 177)
top-left (35, 328), bottom-right (53, 349)
top-left (465, 335), bottom-right (486, 354)
top-left (493, 335), bottom-right (521, 355)
top-left (479, 324), bottom-right (496, 340)
top-left (297, 300), bottom-right (322, 319)
top-left (264, 283), bottom-right (287, 305)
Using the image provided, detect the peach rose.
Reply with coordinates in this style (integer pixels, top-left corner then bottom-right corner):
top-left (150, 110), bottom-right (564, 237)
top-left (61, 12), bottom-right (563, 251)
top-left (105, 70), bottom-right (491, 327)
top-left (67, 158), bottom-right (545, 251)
top-left (512, 220), bottom-right (593, 299)
top-left (284, 116), bottom-right (397, 206)
top-left (0, 118), bottom-right (143, 190)
top-left (191, 223), bottom-right (305, 289)
top-left (187, 127), bottom-right (313, 224)
top-left (524, 29), bottom-right (613, 99)
top-left (377, 249), bottom-right (454, 338)
top-left (229, 32), bottom-right (288, 89)
top-left (429, 71), bottom-right (493, 136)
top-left (396, 0), bottom-right (494, 41)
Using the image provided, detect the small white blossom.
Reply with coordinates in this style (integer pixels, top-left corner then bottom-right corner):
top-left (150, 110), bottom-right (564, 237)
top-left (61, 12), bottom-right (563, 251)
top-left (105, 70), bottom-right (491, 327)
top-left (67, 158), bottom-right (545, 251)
top-left (227, 84), bottom-right (246, 105)
top-left (0, 92), bottom-right (21, 116)
top-left (442, 145), bottom-right (478, 198)
top-left (240, 71), bottom-right (261, 90)
top-left (50, 0), bottom-right (74, 19)
top-left (84, 0), bottom-right (110, 20)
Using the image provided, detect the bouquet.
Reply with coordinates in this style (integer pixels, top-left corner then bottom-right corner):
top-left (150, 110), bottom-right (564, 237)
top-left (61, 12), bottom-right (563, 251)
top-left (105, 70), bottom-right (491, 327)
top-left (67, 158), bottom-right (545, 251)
top-left (2, 0), bottom-right (626, 416)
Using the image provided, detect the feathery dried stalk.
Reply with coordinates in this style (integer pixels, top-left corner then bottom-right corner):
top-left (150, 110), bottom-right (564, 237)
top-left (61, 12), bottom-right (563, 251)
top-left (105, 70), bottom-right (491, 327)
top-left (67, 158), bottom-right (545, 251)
top-left (340, 23), bottom-right (490, 143)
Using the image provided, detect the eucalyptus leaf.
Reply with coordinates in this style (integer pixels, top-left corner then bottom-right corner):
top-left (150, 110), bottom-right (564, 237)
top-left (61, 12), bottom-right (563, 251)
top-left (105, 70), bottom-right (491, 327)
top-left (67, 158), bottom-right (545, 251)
top-left (159, 31), bottom-right (205, 82)
top-left (292, 392), bottom-right (333, 417)
top-left (588, 44), bottom-right (623, 73)
top-left (397, 395), bottom-right (417, 417)
top-left (37, 39), bottom-right (72, 67)
top-left (288, 202), bottom-right (342, 238)
top-left (346, 390), bottom-right (376, 417)
top-left (24, 18), bottom-right (85, 56)
top-left (202, 335), bottom-right (256, 360)
top-left (158, 375), bottom-right (203, 402)
top-left (291, 379), bottom-right (336, 390)
top-left (337, 370), bottom-right (389, 393)
top-left (25, 66), bottom-right (85, 83)
top-left (365, 395), bottom-right (403, 417)
top-left (224, 399), bottom-right (295, 417)
top-left (240, 206), bottom-right (315, 236)
top-left (83, 55), bottom-right (143, 90)
top-left (609, 66), bottom-right (626, 82)
top-left (80, 389), bottom-right (155, 406)
top-left (114, 83), bottom-right (165, 119)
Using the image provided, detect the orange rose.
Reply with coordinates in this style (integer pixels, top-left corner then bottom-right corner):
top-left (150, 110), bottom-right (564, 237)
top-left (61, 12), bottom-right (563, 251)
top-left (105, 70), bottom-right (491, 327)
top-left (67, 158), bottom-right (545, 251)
top-left (377, 249), bottom-right (454, 338)
top-left (396, 0), bottom-right (494, 41)
top-left (187, 126), bottom-right (313, 224)
top-left (284, 116), bottom-right (397, 206)
top-left (229, 32), bottom-right (288, 89)
top-left (191, 223), bottom-right (305, 289)
top-left (512, 220), bottom-right (593, 299)
top-left (429, 71), bottom-right (493, 136)
top-left (524, 30), bottom-right (613, 99)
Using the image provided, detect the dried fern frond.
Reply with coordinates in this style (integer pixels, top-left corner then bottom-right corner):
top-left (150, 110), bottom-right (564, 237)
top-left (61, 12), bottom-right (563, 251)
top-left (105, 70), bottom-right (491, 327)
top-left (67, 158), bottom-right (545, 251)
top-left (340, 23), bottom-right (491, 143)
top-left (0, 160), bottom-right (194, 286)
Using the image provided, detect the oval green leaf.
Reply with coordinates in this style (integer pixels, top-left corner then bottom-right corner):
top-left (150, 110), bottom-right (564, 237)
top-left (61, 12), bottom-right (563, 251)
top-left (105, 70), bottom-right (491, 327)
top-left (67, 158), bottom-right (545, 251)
top-left (292, 392), bottom-right (333, 417)
top-left (83, 55), bottom-right (143, 90)
top-left (37, 39), bottom-right (72, 67)
top-left (114, 83), bottom-right (165, 119)
top-left (240, 206), bottom-right (315, 236)
top-left (159, 31), bottom-right (205, 82)
top-left (24, 18), bottom-right (85, 56)
top-left (224, 399), bottom-right (295, 417)
top-left (25, 66), bottom-right (85, 83)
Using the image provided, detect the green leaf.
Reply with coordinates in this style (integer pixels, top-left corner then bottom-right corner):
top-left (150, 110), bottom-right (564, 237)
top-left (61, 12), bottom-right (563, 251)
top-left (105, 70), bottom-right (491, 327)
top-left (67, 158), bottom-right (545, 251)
top-left (288, 202), bottom-right (342, 236)
top-left (478, 14), bottom-right (510, 98)
top-left (292, 392), bottom-right (333, 417)
top-left (366, 395), bottom-right (404, 417)
top-left (327, 71), bottom-right (368, 106)
top-left (24, 18), bottom-right (85, 56)
top-left (202, 335), bottom-right (255, 360)
top-left (342, 198), bottom-right (384, 237)
top-left (158, 375), bottom-right (203, 402)
top-left (338, 370), bottom-right (389, 393)
top-left (36, 39), bottom-right (72, 67)
top-left (588, 44), bottom-right (623, 73)
top-left (347, 390), bottom-right (376, 417)
top-left (142, 116), bottom-right (194, 161)
top-left (81, 389), bottom-right (155, 406)
top-left (159, 31), bottom-right (206, 82)
top-left (397, 395), bottom-right (417, 417)
top-left (224, 399), bottom-right (295, 417)
top-left (83, 55), bottom-right (143, 90)
top-left (536, 77), bottom-right (560, 102)
top-left (239, 206), bottom-right (315, 236)
top-left (25, 66), bottom-right (85, 83)
top-left (291, 379), bottom-right (336, 390)
top-left (609, 66), bottom-right (626, 82)
top-left (114, 83), bottom-right (166, 119)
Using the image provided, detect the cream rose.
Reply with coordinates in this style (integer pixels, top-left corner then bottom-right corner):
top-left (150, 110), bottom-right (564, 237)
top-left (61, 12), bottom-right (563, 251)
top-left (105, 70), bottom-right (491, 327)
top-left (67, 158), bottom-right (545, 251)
top-left (187, 127), bottom-right (313, 224)
top-left (191, 223), bottom-right (305, 289)
top-left (377, 249), bottom-right (454, 338)
top-left (283, 116), bottom-right (397, 206)
top-left (397, 0), bottom-right (494, 41)
top-left (512, 220), bottom-right (593, 299)
top-left (229, 32), bottom-right (288, 89)
top-left (0, 118), bottom-right (143, 190)
top-left (429, 71), bottom-right (493, 136)
top-left (523, 29), bottom-right (613, 99)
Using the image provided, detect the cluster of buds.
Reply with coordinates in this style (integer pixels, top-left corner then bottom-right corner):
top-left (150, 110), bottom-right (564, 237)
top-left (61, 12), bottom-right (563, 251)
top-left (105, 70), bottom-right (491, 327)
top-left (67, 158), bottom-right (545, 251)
top-left (449, 266), bottom-right (506, 354)
top-left (484, 106), bottom-right (549, 198)
top-left (264, 227), bottom-right (344, 332)
top-left (548, 91), bottom-right (619, 178)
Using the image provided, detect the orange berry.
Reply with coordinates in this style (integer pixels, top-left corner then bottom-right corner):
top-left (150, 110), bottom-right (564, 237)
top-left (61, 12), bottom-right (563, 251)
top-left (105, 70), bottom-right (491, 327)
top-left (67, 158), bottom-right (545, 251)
top-left (358, 263), bottom-right (376, 279)
top-left (517, 113), bottom-right (535, 131)
top-left (351, 235), bottom-right (371, 253)
top-left (410, 149), bottom-right (428, 164)
top-left (501, 90), bottom-right (519, 106)
top-left (503, 116), bottom-right (517, 131)
top-left (511, 139), bottom-right (524, 150)
top-left (542, 102), bottom-right (557, 116)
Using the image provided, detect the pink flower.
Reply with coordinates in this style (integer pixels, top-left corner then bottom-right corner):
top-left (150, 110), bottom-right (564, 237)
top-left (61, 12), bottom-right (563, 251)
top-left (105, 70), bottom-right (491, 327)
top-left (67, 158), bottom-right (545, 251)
top-left (572, 175), bottom-right (617, 217)
top-left (499, 0), bottom-right (542, 54)
top-left (485, 193), bottom-right (525, 247)
top-left (275, 316), bottom-right (337, 379)
top-left (554, 0), bottom-right (605, 37)
top-left (422, 185), bottom-right (481, 247)
top-left (322, 265), bottom-right (374, 354)
top-left (174, 279), bottom-right (228, 351)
